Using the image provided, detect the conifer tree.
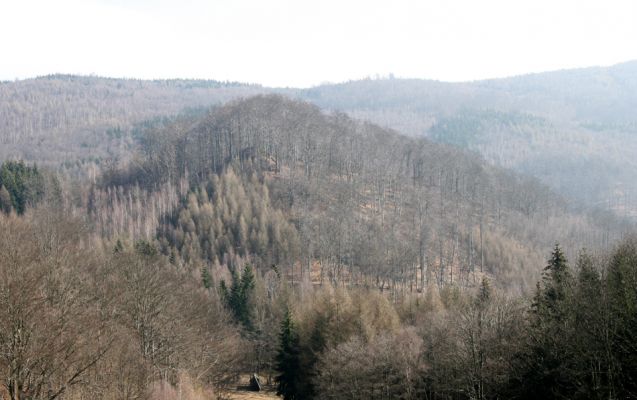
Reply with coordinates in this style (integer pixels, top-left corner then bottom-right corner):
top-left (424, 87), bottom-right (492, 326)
top-left (220, 264), bottom-right (256, 329)
top-left (239, 264), bottom-right (256, 328)
top-left (0, 161), bottom-right (46, 214)
top-left (541, 244), bottom-right (572, 318)
top-left (201, 265), bottom-right (212, 289)
top-left (300, 314), bottom-right (327, 399)
top-left (0, 185), bottom-right (12, 214)
top-left (571, 252), bottom-right (609, 398)
top-left (518, 244), bottom-right (575, 399)
top-left (275, 308), bottom-right (302, 400)
top-left (114, 239), bottom-right (124, 253)
top-left (606, 241), bottom-right (637, 397)
top-left (477, 275), bottom-right (492, 305)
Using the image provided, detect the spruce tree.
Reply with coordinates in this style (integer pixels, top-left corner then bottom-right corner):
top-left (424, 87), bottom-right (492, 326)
top-left (220, 264), bottom-right (256, 329)
top-left (477, 276), bottom-right (492, 305)
top-left (113, 239), bottom-right (124, 253)
top-left (0, 185), bottom-right (12, 214)
top-left (606, 241), bottom-right (637, 397)
top-left (541, 244), bottom-right (572, 319)
top-left (201, 265), bottom-right (212, 289)
top-left (300, 314), bottom-right (327, 399)
top-left (0, 161), bottom-right (45, 214)
top-left (275, 308), bottom-right (302, 400)
top-left (239, 264), bottom-right (255, 328)
top-left (228, 266), bottom-right (242, 318)
top-left (518, 244), bottom-right (575, 399)
top-left (571, 253), bottom-right (608, 399)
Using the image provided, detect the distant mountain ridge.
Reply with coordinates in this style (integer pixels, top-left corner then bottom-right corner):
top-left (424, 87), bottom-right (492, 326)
top-left (2, 61), bottom-right (637, 215)
top-left (0, 75), bottom-right (267, 166)
top-left (101, 94), bottom-right (629, 292)
top-left (295, 60), bottom-right (637, 216)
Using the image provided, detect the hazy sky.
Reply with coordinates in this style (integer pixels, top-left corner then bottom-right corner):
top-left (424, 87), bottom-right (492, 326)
top-left (2, 0), bottom-right (636, 87)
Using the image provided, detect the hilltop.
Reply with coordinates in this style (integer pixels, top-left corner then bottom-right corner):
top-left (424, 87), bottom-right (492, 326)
top-left (94, 95), bottom-right (630, 293)
top-left (297, 61), bottom-right (637, 214)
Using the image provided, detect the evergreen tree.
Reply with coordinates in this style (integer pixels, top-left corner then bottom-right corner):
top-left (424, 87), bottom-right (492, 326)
top-left (477, 275), bottom-right (492, 305)
top-left (219, 280), bottom-right (229, 300)
top-left (541, 244), bottom-right (572, 319)
top-left (571, 252), bottom-right (609, 399)
top-left (300, 314), bottom-right (328, 399)
top-left (201, 265), bottom-right (212, 289)
top-left (0, 185), bottom-right (12, 214)
top-left (0, 161), bottom-right (46, 214)
top-left (169, 248), bottom-right (178, 265)
top-left (220, 264), bottom-right (256, 329)
top-left (515, 244), bottom-right (575, 399)
top-left (134, 240), bottom-right (158, 256)
top-left (113, 239), bottom-right (124, 253)
top-left (606, 241), bottom-right (637, 397)
top-left (238, 264), bottom-right (255, 328)
top-left (275, 308), bottom-right (303, 400)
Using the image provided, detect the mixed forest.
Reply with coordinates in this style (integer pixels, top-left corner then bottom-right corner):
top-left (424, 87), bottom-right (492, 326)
top-left (1, 72), bottom-right (637, 400)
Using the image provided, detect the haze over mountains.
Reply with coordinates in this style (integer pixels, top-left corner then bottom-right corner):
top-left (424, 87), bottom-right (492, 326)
top-left (3, 61), bottom-right (637, 217)
top-left (3, 60), bottom-right (637, 399)
top-left (99, 94), bottom-right (631, 292)
top-left (1, 63), bottom-right (635, 291)
top-left (299, 61), bottom-right (637, 214)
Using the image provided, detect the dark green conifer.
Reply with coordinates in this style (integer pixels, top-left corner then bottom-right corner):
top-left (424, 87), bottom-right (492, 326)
top-left (275, 308), bottom-right (302, 400)
top-left (201, 265), bottom-right (212, 289)
top-left (113, 239), bottom-right (124, 253)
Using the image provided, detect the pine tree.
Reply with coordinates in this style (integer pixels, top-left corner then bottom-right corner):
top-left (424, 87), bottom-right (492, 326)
top-left (300, 314), bottom-right (327, 399)
top-left (201, 265), bottom-right (212, 289)
top-left (517, 244), bottom-right (575, 399)
top-left (275, 308), bottom-right (303, 400)
top-left (228, 266), bottom-right (242, 316)
top-left (606, 241), bottom-right (637, 397)
top-left (541, 244), bottom-right (572, 319)
top-left (239, 264), bottom-right (256, 328)
top-left (219, 280), bottom-right (229, 301)
top-left (0, 161), bottom-right (45, 214)
top-left (477, 276), bottom-right (492, 305)
top-left (0, 185), bottom-right (12, 214)
top-left (571, 252), bottom-right (609, 399)
top-left (220, 264), bottom-right (256, 329)
top-left (169, 248), bottom-right (178, 265)
top-left (134, 240), bottom-right (158, 256)
top-left (113, 239), bottom-right (124, 253)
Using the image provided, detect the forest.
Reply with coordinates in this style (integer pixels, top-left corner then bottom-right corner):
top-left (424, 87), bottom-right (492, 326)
top-left (4, 62), bottom-right (637, 216)
top-left (1, 88), bottom-right (637, 400)
top-left (300, 61), bottom-right (637, 215)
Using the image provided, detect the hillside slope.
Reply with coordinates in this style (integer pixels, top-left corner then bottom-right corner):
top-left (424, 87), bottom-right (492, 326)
top-left (0, 75), bottom-right (266, 167)
top-left (4, 63), bottom-right (637, 217)
top-left (97, 95), bottom-right (631, 293)
top-left (297, 61), bottom-right (637, 214)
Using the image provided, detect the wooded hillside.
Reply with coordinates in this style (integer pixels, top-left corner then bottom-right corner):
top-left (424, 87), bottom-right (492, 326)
top-left (1, 85), bottom-right (636, 400)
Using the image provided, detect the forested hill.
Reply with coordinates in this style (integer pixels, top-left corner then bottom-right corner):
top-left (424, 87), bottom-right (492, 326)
top-left (296, 61), bottom-right (637, 215)
top-left (0, 75), bottom-right (266, 166)
top-left (2, 93), bottom-right (637, 400)
top-left (97, 95), bottom-right (631, 293)
top-left (300, 61), bottom-right (637, 123)
top-left (3, 63), bottom-right (637, 218)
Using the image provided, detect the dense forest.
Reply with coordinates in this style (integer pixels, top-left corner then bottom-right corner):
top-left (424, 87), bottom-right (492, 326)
top-left (94, 95), bottom-right (631, 291)
top-left (300, 61), bottom-right (637, 216)
top-left (4, 63), bottom-right (637, 219)
top-left (1, 87), bottom-right (637, 399)
top-left (0, 75), bottom-right (265, 170)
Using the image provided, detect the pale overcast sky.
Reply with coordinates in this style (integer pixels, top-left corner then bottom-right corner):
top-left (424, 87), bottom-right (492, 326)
top-left (1, 0), bottom-right (636, 87)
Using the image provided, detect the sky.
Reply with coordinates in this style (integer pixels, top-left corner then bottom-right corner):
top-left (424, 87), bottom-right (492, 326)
top-left (1, 0), bottom-right (636, 87)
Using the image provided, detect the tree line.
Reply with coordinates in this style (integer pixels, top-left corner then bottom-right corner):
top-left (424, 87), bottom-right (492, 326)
top-left (1, 94), bottom-right (636, 399)
top-left (272, 242), bottom-right (637, 400)
top-left (104, 95), bottom-right (631, 293)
